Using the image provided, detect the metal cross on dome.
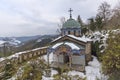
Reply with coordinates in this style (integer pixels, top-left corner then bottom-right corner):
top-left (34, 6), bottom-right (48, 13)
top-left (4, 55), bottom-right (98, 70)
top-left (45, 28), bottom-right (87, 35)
top-left (68, 8), bottom-right (73, 19)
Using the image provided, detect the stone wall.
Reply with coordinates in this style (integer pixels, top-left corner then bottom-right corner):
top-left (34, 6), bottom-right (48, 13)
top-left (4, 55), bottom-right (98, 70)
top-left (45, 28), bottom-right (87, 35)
top-left (85, 41), bottom-right (92, 62)
top-left (0, 47), bottom-right (48, 68)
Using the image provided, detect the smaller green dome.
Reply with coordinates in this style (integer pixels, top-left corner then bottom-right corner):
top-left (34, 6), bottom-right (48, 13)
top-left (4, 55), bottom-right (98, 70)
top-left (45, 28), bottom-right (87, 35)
top-left (62, 18), bottom-right (81, 28)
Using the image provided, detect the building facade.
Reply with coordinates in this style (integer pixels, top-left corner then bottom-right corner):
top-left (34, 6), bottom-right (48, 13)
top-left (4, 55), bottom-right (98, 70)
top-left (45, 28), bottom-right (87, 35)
top-left (48, 9), bottom-right (92, 71)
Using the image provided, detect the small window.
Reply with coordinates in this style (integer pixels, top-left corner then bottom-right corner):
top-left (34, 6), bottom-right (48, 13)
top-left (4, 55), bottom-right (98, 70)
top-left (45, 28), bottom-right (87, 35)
top-left (79, 30), bottom-right (81, 34)
top-left (66, 31), bottom-right (68, 35)
top-left (68, 31), bottom-right (70, 34)
top-left (74, 30), bottom-right (76, 35)
top-left (64, 31), bottom-right (65, 35)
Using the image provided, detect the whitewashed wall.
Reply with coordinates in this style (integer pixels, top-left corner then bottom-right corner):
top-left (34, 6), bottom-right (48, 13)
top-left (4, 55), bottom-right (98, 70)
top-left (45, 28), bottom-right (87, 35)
top-left (71, 55), bottom-right (85, 66)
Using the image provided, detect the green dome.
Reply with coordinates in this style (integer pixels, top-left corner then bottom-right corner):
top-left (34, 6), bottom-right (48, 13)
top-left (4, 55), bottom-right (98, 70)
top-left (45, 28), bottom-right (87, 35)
top-left (62, 18), bottom-right (81, 28)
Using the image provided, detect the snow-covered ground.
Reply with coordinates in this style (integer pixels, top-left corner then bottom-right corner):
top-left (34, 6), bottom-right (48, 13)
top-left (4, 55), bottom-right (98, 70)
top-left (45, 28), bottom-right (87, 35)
top-left (86, 57), bottom-right (101, 80)
top-left (68, 56), bottom-right (108, 80)
top-left (43, 53), bottom-right (107, 80)
top-left (0, 57), bottom-right (5, 62)
top-left (42, 69), bottom-right (58, 80)
top-left (85, 56), bottom-right (107, 80)
top-left (5, 48), bottom-right (106, 80)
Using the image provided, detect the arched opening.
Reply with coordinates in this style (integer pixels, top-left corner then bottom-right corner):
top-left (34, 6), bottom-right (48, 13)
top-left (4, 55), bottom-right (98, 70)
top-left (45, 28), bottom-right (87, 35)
top-left (63, 53), bottom-right (69, 64)
top-left (55, 45), bottom-right (71, 64)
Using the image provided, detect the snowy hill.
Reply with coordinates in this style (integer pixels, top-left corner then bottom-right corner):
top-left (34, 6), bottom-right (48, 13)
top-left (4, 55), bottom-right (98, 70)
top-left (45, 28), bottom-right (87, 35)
top-left (0, 37), bottom-right (21, 47)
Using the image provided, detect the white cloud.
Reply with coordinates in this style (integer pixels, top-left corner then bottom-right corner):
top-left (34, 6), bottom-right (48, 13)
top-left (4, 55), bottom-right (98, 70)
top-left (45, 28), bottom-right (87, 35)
top-left (0, 0), bottom-right (118, 37)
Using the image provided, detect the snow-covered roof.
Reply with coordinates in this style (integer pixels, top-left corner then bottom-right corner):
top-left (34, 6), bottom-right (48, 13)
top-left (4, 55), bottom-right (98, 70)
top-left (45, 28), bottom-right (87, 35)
top-left (53, 35), bottom-right (92, 43)
top-left (52, 42), bottom-right (63, 48)
top-left (52, 42), bottom-right (82, 50)
top-left (68, 35), bottom-right (92, 42)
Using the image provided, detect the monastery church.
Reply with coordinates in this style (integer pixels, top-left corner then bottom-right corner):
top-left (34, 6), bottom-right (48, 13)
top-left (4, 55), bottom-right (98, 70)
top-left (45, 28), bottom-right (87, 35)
top-left (48, 8), bottom-right (92, 71)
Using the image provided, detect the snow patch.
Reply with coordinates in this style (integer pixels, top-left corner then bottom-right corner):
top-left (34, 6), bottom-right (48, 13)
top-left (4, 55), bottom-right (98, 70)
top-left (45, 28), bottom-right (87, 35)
top-left (85, 56), bottom-right (102, 80)
top-left (0, 57), bottom-right (5, 62)
top-left (68, 70), bottom-right (85, 78)
top-left (43, 54), bottom-right (107, 80)
top-left (53, 35), bottom-right (92, 43)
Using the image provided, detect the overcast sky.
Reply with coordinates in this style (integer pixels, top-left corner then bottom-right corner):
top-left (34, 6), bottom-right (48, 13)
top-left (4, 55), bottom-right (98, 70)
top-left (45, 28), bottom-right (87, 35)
top-left (0, 0), bottom-right (119, 37)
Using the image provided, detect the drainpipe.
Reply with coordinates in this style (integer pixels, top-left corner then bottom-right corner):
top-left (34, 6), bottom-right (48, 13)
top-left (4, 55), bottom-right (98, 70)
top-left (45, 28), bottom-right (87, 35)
top-left (47, 52), bottom-right (49, 68)
top-left (69, 56), bottom-right (71, 67)
top-left (57, 54), bottom-right (59, 67)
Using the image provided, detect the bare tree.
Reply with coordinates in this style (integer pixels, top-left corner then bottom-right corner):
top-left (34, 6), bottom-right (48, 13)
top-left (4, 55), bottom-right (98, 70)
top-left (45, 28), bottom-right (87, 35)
top-left (113, 2), bottom-right (120, 19)
top-left (56, 17), bottom-right (66, 35)
top-left (97, 1), bottom-right (111, 24)
top-left (107, 1), bottom-right (120, 29)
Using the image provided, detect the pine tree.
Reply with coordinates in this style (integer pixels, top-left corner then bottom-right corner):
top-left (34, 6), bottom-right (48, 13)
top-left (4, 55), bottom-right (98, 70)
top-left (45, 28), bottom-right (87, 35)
top-left (95, 15), bottom-right (104, 31)
top-left (91, 41), bottom-right (101, 56)
top-left (88, 18), bottom-right (96, 32)
top-left (101, 33), bottom-right (120, 80)
top-left (2, 60), bottom-right (16, 79)
top-left (77, 15), bottom-right (83, 27)
top-left (20, 59), bottom-right (47, 80)
top-left (77, 15), bottom-right (88, 34)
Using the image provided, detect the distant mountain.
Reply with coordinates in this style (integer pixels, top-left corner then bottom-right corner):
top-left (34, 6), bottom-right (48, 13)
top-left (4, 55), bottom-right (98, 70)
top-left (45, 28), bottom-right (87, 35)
top-left (16, 34), bottom-right (58, 52)
top-left (0, 35), bottom-right (58, 47)
top-left (15, 35), bottom-right (42, 43)
top-left (0, 35), bottom-right (42, 43)
top-left (0, 34), bottom-right (58, 57)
